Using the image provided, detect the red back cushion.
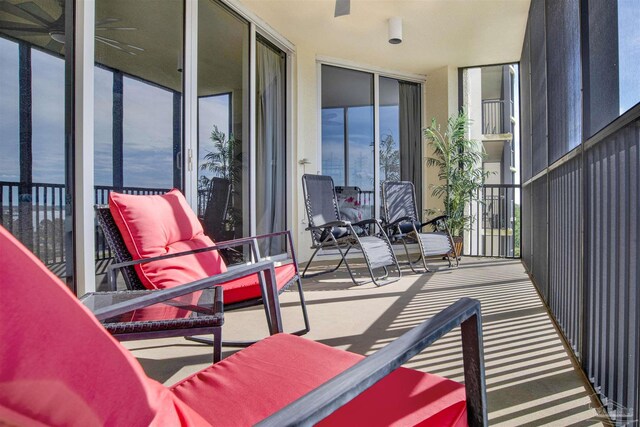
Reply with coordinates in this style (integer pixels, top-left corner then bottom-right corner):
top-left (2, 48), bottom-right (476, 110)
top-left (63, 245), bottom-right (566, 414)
top-left (109, 189), bottom-right (227, 290)
top-left (0, 226), bottom-right (209, 426)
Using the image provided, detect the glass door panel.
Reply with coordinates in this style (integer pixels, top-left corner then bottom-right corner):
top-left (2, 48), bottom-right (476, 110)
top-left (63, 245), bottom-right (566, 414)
top-left (379, 77), bottom-right (400, 183)
top-left (197, 0), bottom-right (249, 245)
top-left (0, 0), bottom-right (74, 287)
top-left (321, 65), bottom-right (374, 219)
top-left (93, 0), bottom-right (184, 288)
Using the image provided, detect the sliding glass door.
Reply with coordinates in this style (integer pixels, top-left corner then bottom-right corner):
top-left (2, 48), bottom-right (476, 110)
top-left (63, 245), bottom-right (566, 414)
top-left (321, 65), bottom-right (422, 220)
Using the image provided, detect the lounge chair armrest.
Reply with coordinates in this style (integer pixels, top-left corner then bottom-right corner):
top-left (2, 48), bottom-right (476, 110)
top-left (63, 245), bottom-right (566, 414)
top-left (384, 216), bottom-right (415, 229)
top-left (421, 215), bottom-right (448, 227)
top-left (94, 260), bottom-right (277, 321)
top-left (306, 220), bottom-right (351, 230)
top-left (352, 218), bottom-right (381, 227)
top-left (258, 297), bottom-right (487, 427)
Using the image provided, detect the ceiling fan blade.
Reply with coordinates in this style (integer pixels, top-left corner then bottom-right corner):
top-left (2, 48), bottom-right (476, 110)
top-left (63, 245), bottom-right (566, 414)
top-left (0, 2), bottom-right (46, 24)
top-left (0, 20), bottom-right (49, 32)
top-left (96, 27), bottom-right (137, 31)
top-left (96, 35), bottom-right (144, 55)
top-left (45, 39), bottom-right (61, 51)
top-left (96, 36), bottom-right (135, 55)
top-left (96, 17), bottom-right (120, 26)
top-left (334, 0), bottom-right (350, 17)
top-left (18, 1), bottom-right (58, 25)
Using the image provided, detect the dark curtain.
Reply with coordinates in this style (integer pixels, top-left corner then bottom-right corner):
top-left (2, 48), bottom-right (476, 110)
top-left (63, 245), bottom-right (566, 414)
top-left (398, 81), bottom-right (422, 214)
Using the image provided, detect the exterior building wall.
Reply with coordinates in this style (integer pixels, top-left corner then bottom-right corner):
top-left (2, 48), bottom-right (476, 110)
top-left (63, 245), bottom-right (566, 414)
top-left (463, 68), bottom-right (483, 253)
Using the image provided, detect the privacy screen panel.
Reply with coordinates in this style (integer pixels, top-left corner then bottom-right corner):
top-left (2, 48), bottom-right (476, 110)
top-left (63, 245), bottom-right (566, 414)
top-left (520, 21), bottom-right (533, 183)
top-left (521, 183), bottom-right (532, 270)
top-left (585, 120), bottom-right (640, 420)
top-left (548, 157), bottom-right (582, 357)
top-left (529, 0), bottom-right (548, 176)
top-left (531, 176), bottom-right (548, 301)
top-left (545, 0), bottom-right (581, 163)
top-left (585, 0), bottom-right (640, 138)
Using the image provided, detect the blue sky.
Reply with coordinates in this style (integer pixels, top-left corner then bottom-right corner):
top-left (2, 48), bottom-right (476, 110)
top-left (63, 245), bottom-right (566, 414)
top-left (618, 0), bottom-right (640, 114)
top-left (0, 37), bottom-right (19, 182)
top-left (322, 104), bottom-right (399, 190)
top-left (198, 94), bottom-right (230, 182)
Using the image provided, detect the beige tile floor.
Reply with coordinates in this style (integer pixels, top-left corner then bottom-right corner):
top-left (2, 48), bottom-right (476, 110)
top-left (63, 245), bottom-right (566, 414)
top-left (124, 258), bottom-right (609, 426)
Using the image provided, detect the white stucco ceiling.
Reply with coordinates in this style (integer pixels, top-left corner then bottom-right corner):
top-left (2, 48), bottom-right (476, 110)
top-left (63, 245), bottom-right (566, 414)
top-left (240, 0), bottom-right (531, 76)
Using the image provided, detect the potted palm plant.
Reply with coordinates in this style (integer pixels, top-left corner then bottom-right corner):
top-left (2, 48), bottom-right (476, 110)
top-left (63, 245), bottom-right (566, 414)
top-left (424, 111), bottom-right (488, 258)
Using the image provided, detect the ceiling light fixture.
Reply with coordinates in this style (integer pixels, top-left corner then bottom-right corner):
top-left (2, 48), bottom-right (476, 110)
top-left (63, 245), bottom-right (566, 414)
top-left (388, 16), bottom-right (403, 44)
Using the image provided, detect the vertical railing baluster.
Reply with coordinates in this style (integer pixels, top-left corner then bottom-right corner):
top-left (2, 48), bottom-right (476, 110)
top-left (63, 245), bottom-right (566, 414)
top-left (46, 185), bottom-right (51, 263)
top-left (0, 184), bottom-right (3, 229)
top-left (59, 186), bottom-right (64, 263)
top-left (34, 185), bottom-right (39, 259)
top-left (10, 185), bottom-right (15, 233)
top-left (475, 189), bottom-right (480, 256)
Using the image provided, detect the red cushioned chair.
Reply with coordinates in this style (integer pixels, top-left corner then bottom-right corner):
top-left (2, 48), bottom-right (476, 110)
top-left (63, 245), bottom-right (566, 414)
top-left (95, 189), bottom-right (309, 348)
top-left (0, 225), bottom-right (487, 426)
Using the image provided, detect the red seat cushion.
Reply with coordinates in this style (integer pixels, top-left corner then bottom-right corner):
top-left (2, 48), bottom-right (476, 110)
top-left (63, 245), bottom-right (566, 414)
top-left (221, 263), bottom-right (296, 304)
top-left (109, 189), bottom-right (227, 290)
top-left (0, 226), bottom-right (209, 427)
top-left (171, 334), bottom-right (467, 427)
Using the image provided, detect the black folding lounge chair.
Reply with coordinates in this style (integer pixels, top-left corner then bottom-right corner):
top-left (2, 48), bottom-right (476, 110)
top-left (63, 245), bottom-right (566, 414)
top-left (201, 177), bottom-right (232, 242)
top-left (301, 174), bottom-right (401, 286)
top-left (382, 180), bottom-right (458, 273)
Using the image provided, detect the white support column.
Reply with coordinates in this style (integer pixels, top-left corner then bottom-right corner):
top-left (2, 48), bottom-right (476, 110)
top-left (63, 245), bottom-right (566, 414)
top-left (373, 73), bottom-right (381, 220)
top-left (316, 61), bottom-right (323, 175)
top-left (184, 0), bottom-right (198, 207)
top-left (74, 0), bottom-right (95, 295)
top-left (285, 51), bottom-right (295, 233)
top-left (249, 23), bottom-right (257, 236)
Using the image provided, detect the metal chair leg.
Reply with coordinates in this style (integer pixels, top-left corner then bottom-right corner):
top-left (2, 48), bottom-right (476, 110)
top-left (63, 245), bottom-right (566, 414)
top-left (301, 242), bottom-right (346, 278)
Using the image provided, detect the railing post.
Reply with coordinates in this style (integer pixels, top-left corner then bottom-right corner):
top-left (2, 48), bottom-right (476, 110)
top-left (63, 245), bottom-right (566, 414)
top-left (461, 313), bottom-right (488, 427)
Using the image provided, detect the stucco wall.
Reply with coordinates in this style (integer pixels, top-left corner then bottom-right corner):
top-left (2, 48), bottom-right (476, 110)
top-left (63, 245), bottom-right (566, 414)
top-left (290, 47), bottom-right (320, 261)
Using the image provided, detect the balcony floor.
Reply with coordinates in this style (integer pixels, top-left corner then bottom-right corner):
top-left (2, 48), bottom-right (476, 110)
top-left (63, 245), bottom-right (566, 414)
top-left (124, 258), bottom-right (606, 426)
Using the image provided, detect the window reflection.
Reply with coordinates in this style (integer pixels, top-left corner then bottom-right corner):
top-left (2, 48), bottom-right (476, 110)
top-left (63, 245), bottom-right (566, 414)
top-left (123, 76), bottom-right (175, 188)
top-left (0, 0), bottom-right (74, 284)
top-left (321, 108), bottom-right (346, 185)
top-left (197, 0), bottom-right (249, 244)
top-left (94, 0), bottom-right (183, 194)
top-left (618, 0), bottom-right (640, 114)
top-left (321, 65), bottom-right (375, 219)
top-left (379, 77), bottom-right (400, 183)
top-left (93, 0), bottom-right (184, 286)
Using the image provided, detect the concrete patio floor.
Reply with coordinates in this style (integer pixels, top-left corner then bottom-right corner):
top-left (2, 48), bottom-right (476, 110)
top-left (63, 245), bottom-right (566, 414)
top-left (124, 257), bottom-right (608, 426)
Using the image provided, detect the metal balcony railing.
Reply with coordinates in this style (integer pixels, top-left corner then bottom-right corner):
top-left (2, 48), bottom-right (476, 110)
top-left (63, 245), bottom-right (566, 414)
top-left (482, 99), bottom-right (505, 134)
top-left (466, 184), bottom-right (520, 258)
top-left (0, 181), bottom-right (67, 266)
top-left (1, 181), bottom-right (240, 267)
